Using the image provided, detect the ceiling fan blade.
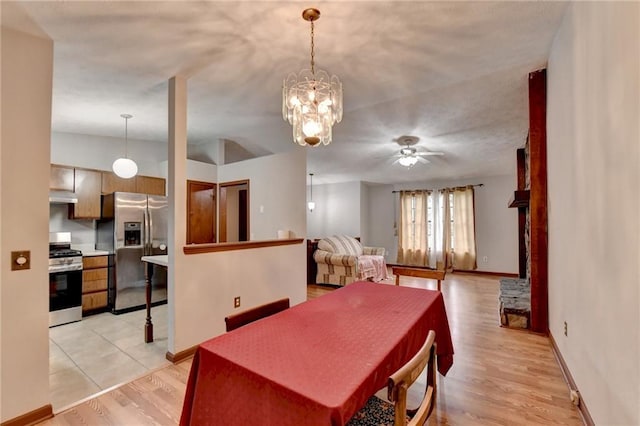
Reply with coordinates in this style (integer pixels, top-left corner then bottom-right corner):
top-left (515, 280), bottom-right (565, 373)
top-left (416, 151), bottom-right (444, 156)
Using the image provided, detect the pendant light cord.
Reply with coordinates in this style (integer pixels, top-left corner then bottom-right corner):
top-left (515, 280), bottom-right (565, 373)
top-left (124, 116), bottom-right (129, 158)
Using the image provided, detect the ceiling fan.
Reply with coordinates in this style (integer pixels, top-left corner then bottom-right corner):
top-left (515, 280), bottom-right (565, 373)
top-left (392, 136), bottom-right (444, 167)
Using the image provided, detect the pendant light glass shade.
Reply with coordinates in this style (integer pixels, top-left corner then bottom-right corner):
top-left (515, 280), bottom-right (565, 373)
top-left (112, 158), bottom-right (138, 178)
top-left (112, 113), bottom-right (138, 179)
top-left (398, 155), bottom-right (418, 167)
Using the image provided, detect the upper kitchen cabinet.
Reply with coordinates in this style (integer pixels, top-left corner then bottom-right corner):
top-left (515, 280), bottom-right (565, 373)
top-left (69, 168), bottom-right (102, 219)
top-left (135, 175), bottom-right (165, 196)
top-left (102, 172), bottom-right (165, 196)
top-left (101, 172), bottom-right (136, 194)
top-left (50, 165), bottom-right (74, 191)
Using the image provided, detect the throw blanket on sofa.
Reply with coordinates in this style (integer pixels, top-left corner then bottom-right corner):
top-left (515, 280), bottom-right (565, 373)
top-left (357, 255), bottom-right (388, 282)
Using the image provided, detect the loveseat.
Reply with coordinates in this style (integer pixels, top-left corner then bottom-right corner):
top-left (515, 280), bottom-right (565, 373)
top-left (313, 235), bottom-right (388, 286)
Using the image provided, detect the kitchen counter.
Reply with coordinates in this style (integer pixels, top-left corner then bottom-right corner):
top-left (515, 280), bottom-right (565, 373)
top-left (81, 250), bottom-right (111, 257)
top-left (141, 255), bottom-right (168, 267)
top-left (71, 243), bottom-right (111, 257)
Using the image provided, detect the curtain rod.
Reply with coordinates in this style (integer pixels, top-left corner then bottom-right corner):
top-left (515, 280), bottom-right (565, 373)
top-left (391, 183), bottom-right (484, 193)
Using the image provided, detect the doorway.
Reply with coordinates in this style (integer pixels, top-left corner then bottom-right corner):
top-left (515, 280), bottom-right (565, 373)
top-left (186, 180), bottom-right (217, 244)
top-left (219, 180), bottom-right (250, 243)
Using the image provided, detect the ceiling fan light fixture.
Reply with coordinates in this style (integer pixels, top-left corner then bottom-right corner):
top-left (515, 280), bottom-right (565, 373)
top-left (282, 8), bottom-right (342, 147)
top-left (112, 114), bottom-right (138, 179)
top-left (398, 155), bottom-right (418, 167)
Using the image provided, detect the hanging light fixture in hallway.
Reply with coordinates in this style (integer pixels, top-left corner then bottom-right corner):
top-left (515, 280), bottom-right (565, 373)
top-left (308, 173), bottom-right (316, 212)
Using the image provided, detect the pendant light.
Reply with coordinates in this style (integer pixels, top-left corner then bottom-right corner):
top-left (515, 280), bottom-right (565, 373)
top-left (308, 173), bottom-right (316, 212)
top-left (282, 8), bottom-right (343, 147)
top-left (112, 113), bottom-right (138, 179)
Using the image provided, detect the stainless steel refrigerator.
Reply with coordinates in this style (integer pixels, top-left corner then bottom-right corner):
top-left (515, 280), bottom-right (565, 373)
top-left (97, 192), bottom-right (168, 314)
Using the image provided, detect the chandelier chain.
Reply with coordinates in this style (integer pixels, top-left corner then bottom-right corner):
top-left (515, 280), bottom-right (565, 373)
top-left (310, 20), bottom-right (315, 75)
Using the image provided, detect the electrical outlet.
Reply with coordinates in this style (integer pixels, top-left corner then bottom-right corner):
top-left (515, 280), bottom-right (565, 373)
top-left (234, 296), bottom-right (241, 308)
top-left (482, 256), bottom-right (488, 263)
top-left (564, 321), bottom-right (568, 336)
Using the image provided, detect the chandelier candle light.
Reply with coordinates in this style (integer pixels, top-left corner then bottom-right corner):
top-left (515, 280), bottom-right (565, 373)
top-left (112, 113), bottom-right (138, 179)
top-left (283, 8), bottom-right (343, 147)
top-left (308, 173), bottom-right (316, 212)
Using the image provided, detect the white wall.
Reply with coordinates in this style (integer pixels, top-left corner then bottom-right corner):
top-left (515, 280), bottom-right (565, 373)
top-left (367, 184), bottom-right (396, 261)
top-left (169, 79), bottom-right (308, 352)
top-left (51, 132), bottom-right (167, 177)
top-left (307, 181), bottom-right (363, 240)
top-left (218, 149), bottom-right (307, 241)
top-left (359, 183), bottom-right (370, 245)
top-left (0, 28), bottom-right (53, 422)
top-left (172, 244), bottom-right (307, 352)
top-left (367, 175), bottom-right (518, 273)
top-left (49, 204), bottom-right (95, 245)
top-left (547, 3), bottom-right (639, 424)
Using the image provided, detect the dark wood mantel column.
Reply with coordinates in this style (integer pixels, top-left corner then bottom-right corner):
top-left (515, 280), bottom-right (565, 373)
top-left (528, 69), bottom-right (548, 334)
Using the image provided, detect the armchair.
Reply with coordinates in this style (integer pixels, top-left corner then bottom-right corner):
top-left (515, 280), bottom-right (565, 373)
top-left (313, 235), bottom-right (387, 286)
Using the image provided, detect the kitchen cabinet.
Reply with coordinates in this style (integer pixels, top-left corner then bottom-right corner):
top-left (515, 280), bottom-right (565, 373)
top-left (102, 172), bottom-right (136, 194)
top-left (136, 175), bottom-right (166, 196)
top-left (82, 255), bottom-right (109, 313)
top-left (102, 171), bottom-right (166, 196)
top-left (69, 168), bottom-right (102, 219)
top-left (50, 165), bottom-right (74, 191)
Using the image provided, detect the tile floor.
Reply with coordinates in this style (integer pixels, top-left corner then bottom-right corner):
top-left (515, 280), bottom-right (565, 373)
top-left (49, 304), bottom-right (169, 412)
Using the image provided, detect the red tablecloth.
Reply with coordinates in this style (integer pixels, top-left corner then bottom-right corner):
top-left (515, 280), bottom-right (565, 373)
top-left (180, 281), bottom-right (454, 426)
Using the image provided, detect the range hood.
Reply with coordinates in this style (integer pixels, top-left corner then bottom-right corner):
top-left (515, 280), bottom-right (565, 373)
top-left (49, 190), bottom-right (78, 204)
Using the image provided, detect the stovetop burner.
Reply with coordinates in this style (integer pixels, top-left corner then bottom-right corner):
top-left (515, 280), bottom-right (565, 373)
top-left (49, 248), bottom-right (83, 259)
top-left (49, 240), bottom-right (82, 259)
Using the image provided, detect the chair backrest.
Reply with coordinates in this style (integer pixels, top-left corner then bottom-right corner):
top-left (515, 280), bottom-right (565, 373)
top-left (387, 330), bottom-right (437, 426)
top-left (224, 298), bottom-right (290, 332)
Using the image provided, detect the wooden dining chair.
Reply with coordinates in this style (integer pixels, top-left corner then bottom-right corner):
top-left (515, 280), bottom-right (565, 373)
top-left (347, 330), bottom-right (437, 426)
top-left (224, 298), bottom-right (290, 332)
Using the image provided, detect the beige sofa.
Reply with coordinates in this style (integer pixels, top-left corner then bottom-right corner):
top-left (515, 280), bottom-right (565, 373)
top-left (313, 235), bottom-right (387, 286)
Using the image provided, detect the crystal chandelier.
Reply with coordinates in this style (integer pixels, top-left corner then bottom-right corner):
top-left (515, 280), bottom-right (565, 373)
top-left (282, 8), bottom-right (342, 147)
top-left (112, 114), bottom-right (138, 179)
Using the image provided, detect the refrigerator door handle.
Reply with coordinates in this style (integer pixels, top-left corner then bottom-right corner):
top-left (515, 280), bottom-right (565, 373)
top-left (143, 208), bottom-right (150, 256)
top-left (147, 206), bottom-right (153, 254)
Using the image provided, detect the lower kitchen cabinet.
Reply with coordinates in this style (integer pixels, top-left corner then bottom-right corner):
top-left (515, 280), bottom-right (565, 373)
top-left (82, 255), bottom-right (109, 314)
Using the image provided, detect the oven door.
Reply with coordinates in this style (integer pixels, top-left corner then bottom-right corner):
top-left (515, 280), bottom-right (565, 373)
top-left (49, 269), bottom-right (82, 327)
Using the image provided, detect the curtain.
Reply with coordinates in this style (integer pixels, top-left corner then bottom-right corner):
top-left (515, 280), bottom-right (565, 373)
top-left (434, 189), bottom-right (452, 270)
top-left (397, 190), bottom-right (429, 266)
top-left (452, 186), bottom-right (477, 270)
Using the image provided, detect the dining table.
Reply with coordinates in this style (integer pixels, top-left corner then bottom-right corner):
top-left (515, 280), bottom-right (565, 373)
top-left (179, 281), bottom-right (454, 426)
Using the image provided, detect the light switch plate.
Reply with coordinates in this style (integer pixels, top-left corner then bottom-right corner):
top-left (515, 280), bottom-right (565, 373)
top-left (11, 251), bottom-right (31, 271)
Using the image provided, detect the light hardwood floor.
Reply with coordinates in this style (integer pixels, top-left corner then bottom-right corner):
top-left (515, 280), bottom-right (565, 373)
top-left (39, 273), bottom-right (583, 425)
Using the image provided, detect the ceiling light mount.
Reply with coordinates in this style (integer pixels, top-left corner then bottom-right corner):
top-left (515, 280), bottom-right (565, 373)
top-left (395, 135), bottom-right (420, 147)
top-left (302, 8), bottom-right (320, 22)
top-left (283, 8), bottom-right (343, 147)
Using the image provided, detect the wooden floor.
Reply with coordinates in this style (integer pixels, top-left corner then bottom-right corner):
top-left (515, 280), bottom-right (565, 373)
top-left (39, 273), bottom-right (583, 425)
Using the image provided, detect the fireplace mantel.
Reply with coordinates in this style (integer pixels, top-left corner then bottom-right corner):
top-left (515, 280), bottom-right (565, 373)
top-left (508, 190), bottom-right (530, 208)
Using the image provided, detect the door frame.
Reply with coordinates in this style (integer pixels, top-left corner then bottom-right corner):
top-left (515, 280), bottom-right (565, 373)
top-left (218, 179), bottom-right (250, 243)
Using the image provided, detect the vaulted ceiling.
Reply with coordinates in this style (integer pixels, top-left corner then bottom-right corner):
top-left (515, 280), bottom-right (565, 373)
top-left (2, 1), bottom-right (568, 184)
